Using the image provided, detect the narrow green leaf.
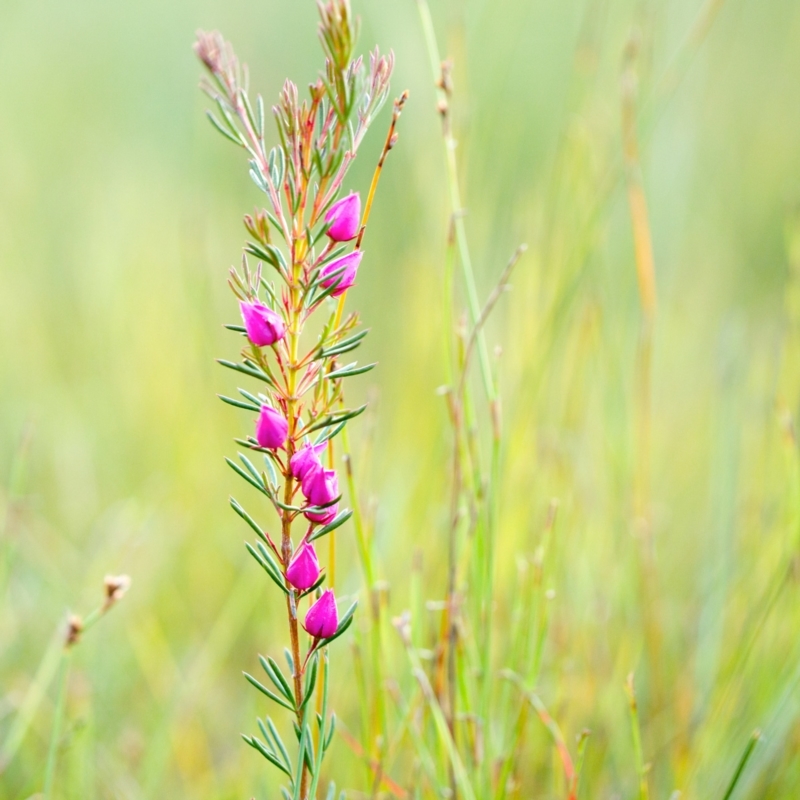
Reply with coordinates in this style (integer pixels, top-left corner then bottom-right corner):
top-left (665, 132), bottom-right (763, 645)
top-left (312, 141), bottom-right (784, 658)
top-left (217, 359), bottom-right (275, 387)
top-left (243, 672), bottom-right (295, 711)
top-left (314, 420), bottom-right (346, 445)
top-left (266, 716), bottom-right (292, 771)
top-left (317, 329), bottom-right (369, 359)
top-left (306, 269), bottom-right (352, 307)
top-left (303, 725), bottom-right (315, 773)
top-left (308, 509), bottom-right (353, 542)
top-left (256, 95), bottom-right (265, 140)
top-left (263, 454), bottom-right (279, 488)
top-left (259, 656), bottom-right (292, 703)
top-left (206, 111), bottom-right (244, 147)
top-left (255, 543), bottom-right (285, 582)
top-left (238, 453), bottom-right (264, 486)
top-left (230, 497), bottom-right (267, 543)
top-left (246, 242), bottom-right (281, 271)
top-left (324, 714), bottom-right (336, 751)
top-left (239, 388), bottom-right (263, 407)
top-left (305, 493), bottom-right (342, 513)
top-left (242, 90), bottom-right (258, 136)
top-left (320, 602), bottom-right (357, 647)
top-left (325, 362), bottom-right (377, 380)
top-left (225, 457), bottom-right (268, 496)
top-left (242, 734), bottom-right (292, 776)
top-left (219, 394), bottom-right (259, 412)
top-left (250, 167), bottom-right (267, 193)
top-left (301, 657), bottom-right (318, 709)
top-left (245, 542), bottom-right (288, 594)
top-left (304, 404), bottom-right (367, 434)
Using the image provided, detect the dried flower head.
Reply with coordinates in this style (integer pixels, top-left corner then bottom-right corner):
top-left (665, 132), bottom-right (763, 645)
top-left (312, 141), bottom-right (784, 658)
top-left (104, 574), bottom-right (132, 606)
top-left (65, 614), bottom-right (83, 647)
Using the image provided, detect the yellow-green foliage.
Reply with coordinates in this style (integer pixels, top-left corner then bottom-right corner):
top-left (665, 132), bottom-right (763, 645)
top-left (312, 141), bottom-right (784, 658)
top-left (2, 0), bottom-right (800, 797)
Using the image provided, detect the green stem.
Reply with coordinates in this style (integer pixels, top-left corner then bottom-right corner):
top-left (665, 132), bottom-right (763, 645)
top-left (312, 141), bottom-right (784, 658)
top-left (404, 641), bottom-right (477, 800)
top-left (43, 650), bottom-right (72, 799)
top-left (625, 674), bottom-right (649, 800)
top-left (308, 650), bottom-right (330, 798)
top-left (416, 0), bottom-right (495, 403)
top-left (0, 630), bottom-right (62, 774)
top-left (721, 730), bottom-right (761, 800)
top-left (342, 427), bottom-right (387, 761)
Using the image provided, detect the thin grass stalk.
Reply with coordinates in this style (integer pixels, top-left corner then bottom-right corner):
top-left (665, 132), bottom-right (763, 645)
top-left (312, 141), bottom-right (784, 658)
top-left (621, 33), bottom-right (665, 734)
top-left (0, 630), bottom-right (62, 775)
top-left (626, 673), bottom-right (650, 800)
top-left (413, 7), bottom-right (501, 794)
top-left (323, 97), bottom-right (405, 773)
top-left (396, 615), bottom-right (477, 800)
top-left (494, 501), bottom-right (559, 799)
top-left (721, 730), bottom-right (761, 800)
top-left (42, 650), bottom-right (71, 799)
top-left (415, 0), bottom-right (495, 402)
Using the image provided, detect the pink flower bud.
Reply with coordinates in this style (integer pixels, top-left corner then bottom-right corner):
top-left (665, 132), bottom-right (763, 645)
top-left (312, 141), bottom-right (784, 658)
top-left (302, 463), bottom-right (340, 524)
top-left (290, 441), bottom-right (327, 483)
top-left (302, 465), bottom-right (339, 506)
top-left (319, 251), bottom-right (362, 297)
top-left (285, 541), bottom-right (321, 591)
top-left (304, 589), bottom-right (338, 639)
top-left (324, 192), bottom-right (361, 242)
top-left (255, 405), bottom-right (288, 450)
top-left (239, 300), bottom-right (286, 347)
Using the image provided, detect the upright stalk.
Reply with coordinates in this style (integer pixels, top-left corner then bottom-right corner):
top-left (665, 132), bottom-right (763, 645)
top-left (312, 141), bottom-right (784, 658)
top-left (416, 0), bottom-right (495, 402)
top-left (195, 6), bottom-right (401, 796)
top-left (42, 651), bottom-right (71, 799)
top-left (621, 32), bottom-right (664, 719)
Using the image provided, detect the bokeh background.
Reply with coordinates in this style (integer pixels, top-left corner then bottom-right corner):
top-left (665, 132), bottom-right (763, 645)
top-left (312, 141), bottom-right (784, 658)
top-left (3, 0), bottom-right (800, 796)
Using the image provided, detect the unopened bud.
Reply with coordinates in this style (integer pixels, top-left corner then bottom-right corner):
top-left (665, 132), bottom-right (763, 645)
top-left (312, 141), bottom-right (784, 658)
top-left (303, 589), bottom-right (338, 639)
top-left (324, 192), bottom-right (361, 242)
top-left (240, 300), bottom-right (286, 347)
top-left (255, 405), bottom-right (289, 450)
top-left (319, 251), bottom-right (362, 297)
top-left (286, 541), bottom-right (321, 591)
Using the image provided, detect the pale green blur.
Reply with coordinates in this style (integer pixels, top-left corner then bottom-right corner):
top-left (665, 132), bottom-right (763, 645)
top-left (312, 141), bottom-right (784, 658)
top-left (2, 0), bottom-right (800, 796)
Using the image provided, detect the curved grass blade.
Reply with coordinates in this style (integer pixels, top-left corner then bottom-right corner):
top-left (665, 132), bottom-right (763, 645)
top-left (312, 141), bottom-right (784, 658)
top-left (722, 730), bottom-right (761, 800)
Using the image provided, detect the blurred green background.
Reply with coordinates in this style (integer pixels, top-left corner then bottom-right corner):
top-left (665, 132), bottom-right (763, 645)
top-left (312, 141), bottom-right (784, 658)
top-left (3, 0), bottom-right (800, 796)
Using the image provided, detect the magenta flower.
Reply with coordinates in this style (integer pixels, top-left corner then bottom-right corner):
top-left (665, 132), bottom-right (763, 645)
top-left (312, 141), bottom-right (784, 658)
top-left (239, 300), bottom-right (286, 346)
top-left (285, 541), bottom-right (321, 591)
top-left (302, 464), bottom-right (339, 524)
top-left (302, 465), bottom-right (339, 506)
top-left (255, 405), bottom-right (288, 450)
top-left (290, 441), bottom-right (327, 482)
top-left (319, 251), bottom-right (362, 297)
top-left (304, 589), bottom-right (338, 639)
top-left (324, 192), bottom-right (361, 242)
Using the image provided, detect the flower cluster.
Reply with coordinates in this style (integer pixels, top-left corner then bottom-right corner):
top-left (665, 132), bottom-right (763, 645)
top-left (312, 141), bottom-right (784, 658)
top-left (195, 1), bottom-right (401, 796)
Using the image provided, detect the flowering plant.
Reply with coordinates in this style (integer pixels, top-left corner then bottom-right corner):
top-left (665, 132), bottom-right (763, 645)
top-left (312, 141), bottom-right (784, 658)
top-left (194, 2), bottom-right (404, 797)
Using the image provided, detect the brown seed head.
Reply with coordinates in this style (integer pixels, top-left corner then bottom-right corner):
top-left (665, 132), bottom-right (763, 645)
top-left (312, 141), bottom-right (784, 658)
top-left (66, 615), bottom-right (83, 647)
top-left (104, 574), bottom-right (132, 606)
